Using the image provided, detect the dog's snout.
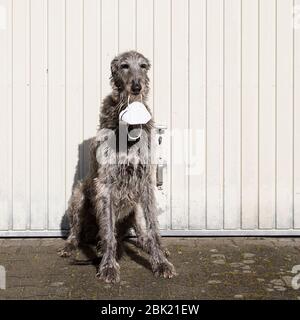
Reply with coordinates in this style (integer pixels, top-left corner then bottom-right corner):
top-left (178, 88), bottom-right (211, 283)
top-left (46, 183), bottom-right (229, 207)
top-left (131, 80), bottom-right (142, 95)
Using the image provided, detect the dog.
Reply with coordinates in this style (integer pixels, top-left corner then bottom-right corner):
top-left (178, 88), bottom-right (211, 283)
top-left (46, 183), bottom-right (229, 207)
top-left (58, 51), bottom-right (176, 283)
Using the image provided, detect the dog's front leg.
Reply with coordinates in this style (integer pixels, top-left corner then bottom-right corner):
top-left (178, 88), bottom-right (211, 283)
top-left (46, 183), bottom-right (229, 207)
top-left (95, 192), bottom-right (120, 283)
top-left (140, 186), bottom-right (177, 279)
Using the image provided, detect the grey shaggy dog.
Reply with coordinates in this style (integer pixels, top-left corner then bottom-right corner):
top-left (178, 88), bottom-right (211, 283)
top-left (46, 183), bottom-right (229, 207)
top-left (58, 51), bottom-right (176, 283)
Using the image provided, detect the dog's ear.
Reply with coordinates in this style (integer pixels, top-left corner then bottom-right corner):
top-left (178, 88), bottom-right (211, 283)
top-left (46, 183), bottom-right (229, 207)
top-left (110, 57), bottom-right (119, 78)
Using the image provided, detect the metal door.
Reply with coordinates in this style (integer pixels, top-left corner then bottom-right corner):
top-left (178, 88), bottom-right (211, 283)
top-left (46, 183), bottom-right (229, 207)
top-left (1, 0), bottom-right (300, 236)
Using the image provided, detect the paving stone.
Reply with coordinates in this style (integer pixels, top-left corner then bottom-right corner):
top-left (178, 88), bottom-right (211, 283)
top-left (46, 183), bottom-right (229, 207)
top-left (208, 280), bottom-right (222, 285)
top-left (282, 276), bottom-right (293, 288)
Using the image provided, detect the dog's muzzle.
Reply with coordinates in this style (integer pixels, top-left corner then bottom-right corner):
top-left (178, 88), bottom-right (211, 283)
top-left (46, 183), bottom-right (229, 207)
top-left (131, 80), bottom-right (142, 95)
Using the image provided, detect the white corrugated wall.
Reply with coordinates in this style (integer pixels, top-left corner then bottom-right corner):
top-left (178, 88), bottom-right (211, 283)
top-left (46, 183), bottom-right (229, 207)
top-left (0, 0), bottom-right (300, 236)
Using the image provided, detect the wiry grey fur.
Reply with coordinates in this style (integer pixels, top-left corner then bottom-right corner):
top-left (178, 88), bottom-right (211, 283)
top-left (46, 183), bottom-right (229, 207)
top-left (58, 51), bottom-right (176, 283)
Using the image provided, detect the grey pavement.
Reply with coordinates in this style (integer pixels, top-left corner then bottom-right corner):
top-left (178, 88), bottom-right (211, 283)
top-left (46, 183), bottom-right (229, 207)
top-left (0, 237), bottom-right (300, 300)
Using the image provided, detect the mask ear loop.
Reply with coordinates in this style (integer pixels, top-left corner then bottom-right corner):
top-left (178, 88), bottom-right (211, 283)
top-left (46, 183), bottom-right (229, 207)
top-left (128, 124), bottom-right (142, 141)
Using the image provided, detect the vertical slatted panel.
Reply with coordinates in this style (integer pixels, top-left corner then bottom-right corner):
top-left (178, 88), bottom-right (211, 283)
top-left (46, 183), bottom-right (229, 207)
top-left (101, 0), bottom-right (118, 98)
top-left (0, 0), bottom-right (12, 230)
top-left (206, 0), bottom-right (224, 229)
top-left (276, 0), bottom-right (294, 229)
top-left (241, 0), bottom-right (259, 229)
top-left (1, 0), bottom-right (300, 235)
top-left (224, 0), bottom-right (241, 229)
top-left (136, 0), bottom-right (154, 113)
top-left (188, 0), bottom-right (206, 229)
top-left (30, 0), bottom-right (47, 229)
top-left (118, 0), bottom-right (136, 52)
top-left (171, 0), bottom-right (189, 229)
top-left (258, 0), bottom-right (276, 229)
top-left (48, 0), bottom-right (66, 230)
top-left (65, 0), bottom-right (84, 203)
top-left (295, 0), bottom-right (300, 228)
top-left (12, 0), bottom-right (30, 230)
top-left (83, 0), bottom-right (100, 177)
top-left (153, 0), bottom-right (171, 230)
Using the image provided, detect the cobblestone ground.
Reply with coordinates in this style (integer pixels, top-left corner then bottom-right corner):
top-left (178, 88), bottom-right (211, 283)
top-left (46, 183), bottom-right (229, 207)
top-left (0, 237), bottom-right (300, 300)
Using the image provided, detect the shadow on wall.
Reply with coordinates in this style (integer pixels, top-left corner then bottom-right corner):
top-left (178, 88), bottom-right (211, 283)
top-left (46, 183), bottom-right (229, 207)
top-left (60, 137), bottom-right (95, 238)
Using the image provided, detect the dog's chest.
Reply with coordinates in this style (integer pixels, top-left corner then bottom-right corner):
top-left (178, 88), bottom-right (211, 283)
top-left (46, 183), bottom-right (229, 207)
top-left (98, 163), bottom-right (149, 219)
top-left (101, 161), bottom-right (149, 188)
top-left (96, 131), bottom-right (154, 204)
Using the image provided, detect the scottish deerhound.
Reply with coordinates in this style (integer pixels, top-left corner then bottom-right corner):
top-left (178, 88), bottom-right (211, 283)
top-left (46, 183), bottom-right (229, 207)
top-left (58, 51), bottom-right (176, 283)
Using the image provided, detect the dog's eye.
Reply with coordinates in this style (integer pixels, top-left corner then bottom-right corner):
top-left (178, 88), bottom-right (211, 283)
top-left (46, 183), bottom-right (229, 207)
top-left (121, 64), bottom-right (129, 69)
top-left (140, 64), bottom-right (147, 69)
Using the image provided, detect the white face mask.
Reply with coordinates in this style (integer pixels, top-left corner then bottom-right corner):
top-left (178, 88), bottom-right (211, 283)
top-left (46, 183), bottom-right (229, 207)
top-left (119, 96), bottom-right (151, 125)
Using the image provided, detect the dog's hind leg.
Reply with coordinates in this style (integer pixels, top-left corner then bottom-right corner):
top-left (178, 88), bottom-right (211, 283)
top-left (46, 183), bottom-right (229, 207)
top-left (58, 182), bottom-right (85, 257)
top-left (138, 186), bottom-right (177, 279)
top-left (95, 187), bottom-right (120, 283)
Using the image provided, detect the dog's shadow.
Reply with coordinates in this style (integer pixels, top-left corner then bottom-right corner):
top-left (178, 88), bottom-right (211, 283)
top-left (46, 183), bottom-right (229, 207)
top-left (60, 138), bottom-right (152, 272)
top-left (60, 138), bottom-right (92, 235)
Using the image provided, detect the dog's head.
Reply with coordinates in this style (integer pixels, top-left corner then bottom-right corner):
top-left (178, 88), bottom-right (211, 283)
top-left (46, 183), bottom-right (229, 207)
top-left (110, 51), bottom-right (151, 98)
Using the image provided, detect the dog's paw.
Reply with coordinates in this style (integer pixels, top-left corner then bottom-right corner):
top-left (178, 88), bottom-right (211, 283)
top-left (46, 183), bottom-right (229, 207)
top-left (153, 261), bottom-right (177, 279)
top-left (96, 263), bottom-right (120, 284)
top-left (57, 249), bottom-right (72, 258)
top-left (164, 248), bottom-right (171, 258)
top-left (57, 244), bottom-right (75, 258)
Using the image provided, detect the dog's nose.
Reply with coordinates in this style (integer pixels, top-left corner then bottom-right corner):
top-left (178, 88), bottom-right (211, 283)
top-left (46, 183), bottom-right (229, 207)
top-left (131, 81), bottom-right (142, 95)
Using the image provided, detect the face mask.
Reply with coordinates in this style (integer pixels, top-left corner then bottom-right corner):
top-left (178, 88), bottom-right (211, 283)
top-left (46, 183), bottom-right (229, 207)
top-left (119, 96), bottom-right (151, 125)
